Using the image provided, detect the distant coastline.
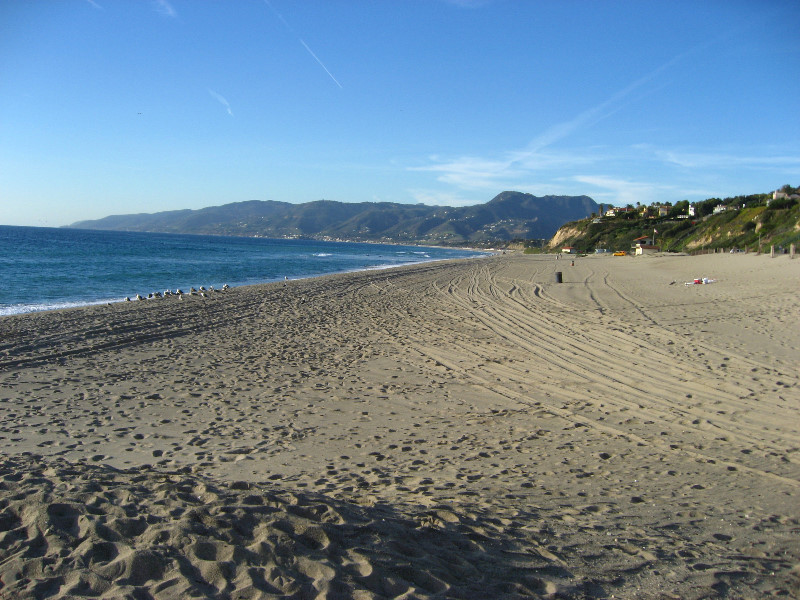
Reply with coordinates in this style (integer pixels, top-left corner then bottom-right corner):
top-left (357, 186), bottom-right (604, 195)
top-left (65, 193), bottom-right (598, 245)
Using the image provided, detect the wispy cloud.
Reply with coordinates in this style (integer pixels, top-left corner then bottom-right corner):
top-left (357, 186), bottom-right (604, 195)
top-left (411, 56), bottom-right (689, 191)
top-left (208, 89), bottom-right (233, 116)
top-left (408, 190), bottom-right (480, 207)
top-left (85, 0), bottom-right (103, 10)
top-left (411, 148), bottom-right (601, 191)
top-left (572, 175), bottom-right (665, 206)
top-left (410, 38), bottom-right (724, 194)
top-left (411, 141), bottom-right (799, 207)
top-left (406, 25), bottom-right (798, 208)
top-left (153, 0), bottom-right (176, 18)
top-left (263, 0), bottom-right (343, 89)
top-left (413, 155), bottom-right (518, 189)
top-left (524, 54), bottom-right (689, 157)
top-left (659, 150), bottom-right (800, 170)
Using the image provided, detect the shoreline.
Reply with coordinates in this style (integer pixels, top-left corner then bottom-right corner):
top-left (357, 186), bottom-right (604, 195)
top-left (0, 231), bottom-right (489, 318)
top-left (1, 252), bottom-right (798, 598)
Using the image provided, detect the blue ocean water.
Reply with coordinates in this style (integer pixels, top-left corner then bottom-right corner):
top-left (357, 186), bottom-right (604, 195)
top-left (0, 226), bottom-right (486, 316)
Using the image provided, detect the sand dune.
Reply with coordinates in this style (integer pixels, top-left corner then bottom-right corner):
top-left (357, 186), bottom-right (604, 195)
top-left (1, 252), bottom-right (798, 598)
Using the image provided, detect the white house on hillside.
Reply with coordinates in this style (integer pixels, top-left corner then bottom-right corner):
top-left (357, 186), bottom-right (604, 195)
top-left (772, 189), bottom-right (800, 205)
top-left (605, 207), bottom-right (635, 217)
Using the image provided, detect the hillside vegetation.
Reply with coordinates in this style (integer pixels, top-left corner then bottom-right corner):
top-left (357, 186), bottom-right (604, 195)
top-left (547, 189), bottom-right (800, 254)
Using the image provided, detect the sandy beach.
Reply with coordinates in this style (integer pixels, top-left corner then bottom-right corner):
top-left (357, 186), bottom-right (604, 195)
top-left (0, 251), bottom-right (798, 599)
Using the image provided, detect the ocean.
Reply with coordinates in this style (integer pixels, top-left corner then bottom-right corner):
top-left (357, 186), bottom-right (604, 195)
top-left (0, 226), bottom-right (486, 317)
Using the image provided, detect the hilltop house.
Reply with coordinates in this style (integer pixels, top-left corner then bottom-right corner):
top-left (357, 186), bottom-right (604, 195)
top-left (770, 188), bottom-right (800, 206)
top-left (640, 205), bottom-right (671, 218)
top-left (605, 207), bottom-right (635, 217)
top-left (773, 189), bottom-right (800, 200)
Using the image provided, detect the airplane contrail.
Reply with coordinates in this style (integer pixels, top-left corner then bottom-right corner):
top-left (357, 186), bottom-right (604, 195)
top-left (263, 0), bottom-right (292, 31)
top-left (263, 0), bottom-right (343, 89)
top-left (299, 39), bottom-right (343, 89)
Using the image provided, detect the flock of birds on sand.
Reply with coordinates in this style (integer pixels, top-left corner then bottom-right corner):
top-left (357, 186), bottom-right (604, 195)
top-left (125, 284), bottom-right (230, 302)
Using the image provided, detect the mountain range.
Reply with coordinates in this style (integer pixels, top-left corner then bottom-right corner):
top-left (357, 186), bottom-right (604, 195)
top-left (68, 192), bottom-right (599, 245)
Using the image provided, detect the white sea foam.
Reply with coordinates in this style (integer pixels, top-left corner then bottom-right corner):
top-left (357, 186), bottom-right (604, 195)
top-left (0, 298), bottom-right (123, 317)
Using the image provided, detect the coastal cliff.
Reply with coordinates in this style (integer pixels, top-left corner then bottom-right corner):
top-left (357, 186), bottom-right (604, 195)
top-left (546, 190), bottom-right (799, 253)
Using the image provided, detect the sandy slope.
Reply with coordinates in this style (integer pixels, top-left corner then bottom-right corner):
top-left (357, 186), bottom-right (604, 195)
top-left (0, 252), bottom-right (798, 599)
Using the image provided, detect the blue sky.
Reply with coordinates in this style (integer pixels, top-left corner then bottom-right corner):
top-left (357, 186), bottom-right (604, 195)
top-left (1, 0), bottom-right (798, 227)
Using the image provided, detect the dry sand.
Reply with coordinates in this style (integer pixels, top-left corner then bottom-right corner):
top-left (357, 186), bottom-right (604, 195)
top-left (0, 251), bottom-right (798, 599)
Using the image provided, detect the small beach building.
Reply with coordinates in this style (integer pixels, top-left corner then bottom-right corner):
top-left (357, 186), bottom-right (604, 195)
top-left (561, 246), bottom-right (578, 254)
top-left (632, 235), bottom-right (658, 255)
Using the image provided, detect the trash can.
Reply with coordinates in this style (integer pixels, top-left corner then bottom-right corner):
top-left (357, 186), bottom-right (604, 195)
top-left (555, 271), bottom-right (562, 283)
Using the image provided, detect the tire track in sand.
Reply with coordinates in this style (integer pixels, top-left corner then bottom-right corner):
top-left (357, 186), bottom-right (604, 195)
top-left (372, 257), bottom-right (800, 486)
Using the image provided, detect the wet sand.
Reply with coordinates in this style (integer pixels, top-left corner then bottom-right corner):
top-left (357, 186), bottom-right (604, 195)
top-left (1, 251), bottom-right (798, 598)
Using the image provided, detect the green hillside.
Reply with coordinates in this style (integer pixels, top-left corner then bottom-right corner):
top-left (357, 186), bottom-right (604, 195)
top-left (547, 188), bottom-right (800, 254)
